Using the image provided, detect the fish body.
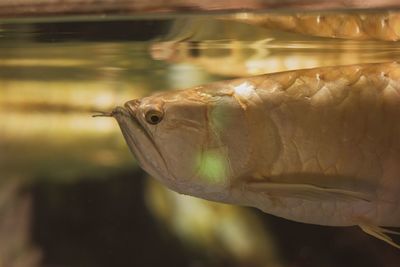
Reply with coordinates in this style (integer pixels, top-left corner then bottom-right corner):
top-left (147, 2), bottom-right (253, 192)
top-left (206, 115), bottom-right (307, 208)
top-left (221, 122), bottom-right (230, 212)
top-left (109, 62), bottom-right (400, 245)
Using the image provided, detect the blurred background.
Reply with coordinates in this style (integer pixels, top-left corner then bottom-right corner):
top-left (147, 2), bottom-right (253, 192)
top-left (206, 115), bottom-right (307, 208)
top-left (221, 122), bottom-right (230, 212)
top-left (1, 1), bottom-right (400, 266)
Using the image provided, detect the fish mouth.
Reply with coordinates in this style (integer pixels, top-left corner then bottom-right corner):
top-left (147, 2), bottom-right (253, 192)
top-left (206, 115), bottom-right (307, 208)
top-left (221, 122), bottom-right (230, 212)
top-left (111, 105), bottom-right (170, 181)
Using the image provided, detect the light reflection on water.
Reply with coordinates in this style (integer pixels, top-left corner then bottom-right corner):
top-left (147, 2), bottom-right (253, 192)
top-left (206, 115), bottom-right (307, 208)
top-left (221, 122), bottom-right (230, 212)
top-left (1, 12), bottom-right (400, 267)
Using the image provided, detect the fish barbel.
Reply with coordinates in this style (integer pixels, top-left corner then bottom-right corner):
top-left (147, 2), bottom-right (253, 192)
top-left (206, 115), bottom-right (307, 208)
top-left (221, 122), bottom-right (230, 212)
top-left (100, 62), bottom-right (400, 248)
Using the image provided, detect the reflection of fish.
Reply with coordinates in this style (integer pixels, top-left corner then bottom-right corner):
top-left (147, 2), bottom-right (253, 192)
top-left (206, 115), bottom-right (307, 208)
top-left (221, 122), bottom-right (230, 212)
top-left (100, 62), bottom-right (400, 248)
top-left (151, 39), bottom-right (383, 77)
top-left (232, 12), bottom-right (400, 41)
top-left (151, 13), bottom-right (400, 77)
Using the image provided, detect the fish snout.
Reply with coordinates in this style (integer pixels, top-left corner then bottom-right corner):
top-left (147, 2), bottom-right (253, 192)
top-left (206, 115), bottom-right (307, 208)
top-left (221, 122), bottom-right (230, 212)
top-left (124, 99), bottom-right (141, 117)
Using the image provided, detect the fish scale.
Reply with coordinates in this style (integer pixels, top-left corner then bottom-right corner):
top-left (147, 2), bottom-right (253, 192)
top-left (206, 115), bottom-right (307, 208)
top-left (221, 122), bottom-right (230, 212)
top-left (247, 63), bottom-right (400, 225)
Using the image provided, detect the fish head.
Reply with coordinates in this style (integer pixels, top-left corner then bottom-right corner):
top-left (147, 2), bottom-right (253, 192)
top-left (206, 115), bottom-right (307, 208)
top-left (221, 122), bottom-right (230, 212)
top-left (112, 89), bottom-right (237, 201)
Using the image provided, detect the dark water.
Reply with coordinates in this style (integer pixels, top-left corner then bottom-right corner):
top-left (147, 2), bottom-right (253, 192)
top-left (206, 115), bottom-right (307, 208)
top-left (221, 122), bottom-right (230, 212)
top-left (1, 12), bottom-right (400, 267)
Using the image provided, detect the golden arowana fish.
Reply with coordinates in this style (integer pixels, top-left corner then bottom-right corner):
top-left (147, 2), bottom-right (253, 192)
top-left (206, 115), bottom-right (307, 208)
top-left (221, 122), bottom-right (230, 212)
top-left (96, 62), bottom-right (400, 248)
top-left (232, 12), bottom-right (400, 41)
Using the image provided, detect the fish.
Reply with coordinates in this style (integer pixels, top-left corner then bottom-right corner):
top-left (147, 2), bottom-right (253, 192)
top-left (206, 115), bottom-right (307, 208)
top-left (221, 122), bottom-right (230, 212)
top-left (95, 62), bottom-right (400, 248)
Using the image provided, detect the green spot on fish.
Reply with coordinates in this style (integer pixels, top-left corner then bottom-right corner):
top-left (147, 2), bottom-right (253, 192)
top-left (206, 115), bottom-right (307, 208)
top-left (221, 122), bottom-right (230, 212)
top-left (197, 149), bottom-right (227, 184)
top-left (210, 103), bottom-right (231, 132)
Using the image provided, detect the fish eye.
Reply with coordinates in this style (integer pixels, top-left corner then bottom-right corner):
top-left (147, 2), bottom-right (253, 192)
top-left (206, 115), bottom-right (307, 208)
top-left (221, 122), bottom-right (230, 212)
top-left (145, 109), bottom-right (164, 125)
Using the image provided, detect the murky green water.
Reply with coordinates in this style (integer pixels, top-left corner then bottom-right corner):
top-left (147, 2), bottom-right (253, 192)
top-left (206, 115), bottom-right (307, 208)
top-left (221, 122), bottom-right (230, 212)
top-left (1, 11), bottom-right (400, 267)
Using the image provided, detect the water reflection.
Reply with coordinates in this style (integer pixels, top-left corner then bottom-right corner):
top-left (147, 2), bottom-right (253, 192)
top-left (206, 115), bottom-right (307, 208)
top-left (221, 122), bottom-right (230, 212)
top-left (151, 16), bottom-right (400, 76)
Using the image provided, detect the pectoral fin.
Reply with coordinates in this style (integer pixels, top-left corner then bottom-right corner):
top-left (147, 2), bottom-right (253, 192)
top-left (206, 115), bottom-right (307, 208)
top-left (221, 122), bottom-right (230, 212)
top-left (244, 181), bottom-right (372, 202)
top-left (359, 224), bottom-right (400, 249)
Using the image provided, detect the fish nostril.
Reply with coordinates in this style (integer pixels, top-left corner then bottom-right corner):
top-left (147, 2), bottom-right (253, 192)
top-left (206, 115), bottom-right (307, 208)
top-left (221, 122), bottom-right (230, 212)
top-left (124, 99), bottom-right (141, 117)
